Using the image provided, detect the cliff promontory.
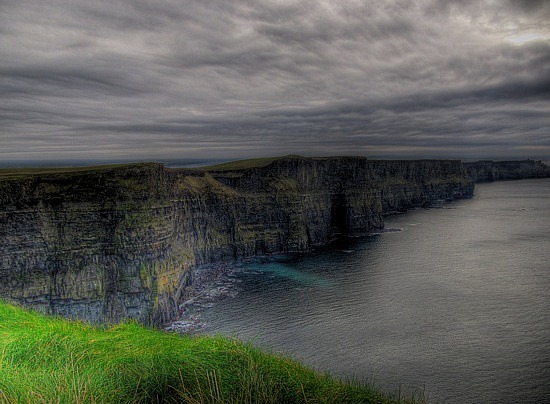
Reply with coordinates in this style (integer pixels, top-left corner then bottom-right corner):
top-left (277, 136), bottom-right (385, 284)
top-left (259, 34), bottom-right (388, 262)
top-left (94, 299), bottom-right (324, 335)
top-left (0, 156), bottom-right (473, 325)
top-left (464, 159), bottom-right (550, 183)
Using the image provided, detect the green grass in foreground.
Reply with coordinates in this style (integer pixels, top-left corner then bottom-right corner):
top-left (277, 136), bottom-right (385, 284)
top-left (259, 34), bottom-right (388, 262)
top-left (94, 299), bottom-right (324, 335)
top-left (0, 301), bottom-right (422, 403)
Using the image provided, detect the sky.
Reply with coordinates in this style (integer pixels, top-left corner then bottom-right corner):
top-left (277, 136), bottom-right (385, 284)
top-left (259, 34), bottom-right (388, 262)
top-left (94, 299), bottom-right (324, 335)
top-left (1, 0), bottom-right (549, 163)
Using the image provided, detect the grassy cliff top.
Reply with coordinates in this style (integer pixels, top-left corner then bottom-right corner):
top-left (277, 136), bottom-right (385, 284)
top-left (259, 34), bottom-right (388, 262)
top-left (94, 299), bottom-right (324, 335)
top-left (0, 301), bottom-right (413, 403)
top-left (203, 155), bottom-right (369, 172)
top-left (203, 156), bottom-right (295, 171)
top-left (0, 156), bottom-right (465, 178)
top-left (0, 162), bottom-right (162, 180)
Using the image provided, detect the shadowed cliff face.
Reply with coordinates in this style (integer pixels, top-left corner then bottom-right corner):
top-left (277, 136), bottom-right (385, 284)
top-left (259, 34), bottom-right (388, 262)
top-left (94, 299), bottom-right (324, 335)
top-left (0, 157), bottom-right (473, 325)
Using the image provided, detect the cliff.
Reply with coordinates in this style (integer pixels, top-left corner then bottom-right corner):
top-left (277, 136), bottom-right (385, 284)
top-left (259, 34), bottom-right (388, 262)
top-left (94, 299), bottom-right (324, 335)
top-left (0, 156), bottom-right (473, 325)
top-left (464, 159), bottom-right (550, 183)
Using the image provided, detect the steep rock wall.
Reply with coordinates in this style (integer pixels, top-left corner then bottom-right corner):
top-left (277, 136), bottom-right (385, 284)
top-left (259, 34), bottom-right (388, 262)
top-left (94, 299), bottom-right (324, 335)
top-left (464, 159), bottom-right (550, 183)
top-left (0, 157), bottom-right (473, 325)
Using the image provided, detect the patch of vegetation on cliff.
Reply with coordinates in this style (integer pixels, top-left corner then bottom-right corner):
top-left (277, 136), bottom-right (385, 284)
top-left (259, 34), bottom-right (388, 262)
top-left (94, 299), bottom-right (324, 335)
top-left (0, 301), bottom-right (420, 403)
top-left (176, 173), bottom-right (239, 196)
top-left (271, 176), bottom-right (300, 193)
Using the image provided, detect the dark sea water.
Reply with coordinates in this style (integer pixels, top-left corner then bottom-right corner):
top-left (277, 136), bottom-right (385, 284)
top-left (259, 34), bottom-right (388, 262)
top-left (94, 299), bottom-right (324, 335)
top-left (187, 179), bottom-right (550, 403)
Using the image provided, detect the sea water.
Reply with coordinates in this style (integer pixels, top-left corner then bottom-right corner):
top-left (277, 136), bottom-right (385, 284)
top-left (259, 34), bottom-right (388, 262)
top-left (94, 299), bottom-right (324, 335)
top-left (187, 179), bottom-right (550, 403)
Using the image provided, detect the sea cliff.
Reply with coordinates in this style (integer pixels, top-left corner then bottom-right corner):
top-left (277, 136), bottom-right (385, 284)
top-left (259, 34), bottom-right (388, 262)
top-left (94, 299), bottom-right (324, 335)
top-left (0, 156), bottom-right (473, 325)
top-left (464, 159), bottom-right (550, 183)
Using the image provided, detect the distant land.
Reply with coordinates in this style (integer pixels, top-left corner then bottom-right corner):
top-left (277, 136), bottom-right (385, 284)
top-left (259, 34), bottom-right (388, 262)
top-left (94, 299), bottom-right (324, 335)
top-left (463, 159), bottom-right (550, 182)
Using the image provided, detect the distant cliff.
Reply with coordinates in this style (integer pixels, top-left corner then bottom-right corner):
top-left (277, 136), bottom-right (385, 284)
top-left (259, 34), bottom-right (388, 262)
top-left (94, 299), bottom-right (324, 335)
top-left (464, 159), bottom-right (550, 183)
top-left (0, 156), bottom-right (473, 325)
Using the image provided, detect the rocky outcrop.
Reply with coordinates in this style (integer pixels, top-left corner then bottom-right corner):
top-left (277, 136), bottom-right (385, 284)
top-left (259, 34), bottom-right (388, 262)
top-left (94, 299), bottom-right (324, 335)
top-left (0, 156), bottom-right (473, 325)
top-left (464, 159), bottom-right (550, 183)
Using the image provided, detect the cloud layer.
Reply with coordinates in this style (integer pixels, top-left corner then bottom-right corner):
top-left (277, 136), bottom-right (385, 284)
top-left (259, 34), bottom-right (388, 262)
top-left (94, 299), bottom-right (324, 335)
top-left (1, 0), bottom-right (549, 161)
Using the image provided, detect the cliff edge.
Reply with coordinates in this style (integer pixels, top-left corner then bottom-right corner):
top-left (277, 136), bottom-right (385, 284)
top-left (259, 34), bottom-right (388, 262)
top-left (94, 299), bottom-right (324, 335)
top-left (0, 156), bottom-right (473, 325)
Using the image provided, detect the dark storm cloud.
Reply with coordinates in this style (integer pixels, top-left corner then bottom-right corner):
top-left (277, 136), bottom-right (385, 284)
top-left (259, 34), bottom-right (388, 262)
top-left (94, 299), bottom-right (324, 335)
top-left (508, 0), bottom-right (549, 14)
top-left (1, 0), bottom-right (549, 161)
top-left (70, 74), bottom-right (549, 159)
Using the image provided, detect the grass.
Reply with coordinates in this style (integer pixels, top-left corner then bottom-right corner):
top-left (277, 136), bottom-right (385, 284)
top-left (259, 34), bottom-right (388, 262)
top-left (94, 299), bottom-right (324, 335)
top-left (0, 163), bottom-right (160, 180)
top-left (0, 301), bottom-right (421, 403)
top-left (204, 156), bottom-right (372, 172)
top-left (204, 157), bottom-right (283, 171)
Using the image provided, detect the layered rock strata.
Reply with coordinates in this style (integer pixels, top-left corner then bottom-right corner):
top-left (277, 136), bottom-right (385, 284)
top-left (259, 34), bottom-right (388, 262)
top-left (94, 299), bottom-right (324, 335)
top-left (0, 156), bottom-right (473, 325)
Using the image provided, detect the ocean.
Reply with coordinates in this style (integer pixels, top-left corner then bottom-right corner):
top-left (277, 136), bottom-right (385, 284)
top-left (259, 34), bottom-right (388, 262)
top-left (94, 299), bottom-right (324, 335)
top-left (181, 178), bottom-right (550, 403)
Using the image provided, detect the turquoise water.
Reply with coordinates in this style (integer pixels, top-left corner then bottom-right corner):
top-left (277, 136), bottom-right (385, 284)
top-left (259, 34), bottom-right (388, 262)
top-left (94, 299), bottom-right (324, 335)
top-left (191, 179), bottom-right (550, 403)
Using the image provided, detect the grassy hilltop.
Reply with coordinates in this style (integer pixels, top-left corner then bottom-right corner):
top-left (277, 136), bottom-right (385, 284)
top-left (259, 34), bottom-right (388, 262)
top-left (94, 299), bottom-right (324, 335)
top-left (0, 301), bottom-right (416, 403)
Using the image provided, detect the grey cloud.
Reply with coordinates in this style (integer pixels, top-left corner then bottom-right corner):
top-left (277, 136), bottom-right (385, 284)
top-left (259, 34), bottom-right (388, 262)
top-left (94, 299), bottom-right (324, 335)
top-left (71, 76), bottom-right (549, 151)
top-left (0, 66), bottom-right (143, 97)
top-left (1, 0), bottom-right (549, 162)
top-left (74, 1), bottom-right (190, 33)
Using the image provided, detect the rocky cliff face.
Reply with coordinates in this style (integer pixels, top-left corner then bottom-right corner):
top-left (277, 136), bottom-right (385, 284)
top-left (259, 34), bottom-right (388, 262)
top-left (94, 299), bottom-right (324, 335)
top-left (0, 157), bottom-right (473, 325)
top-left (464, 160), bottom-right (550, 183)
